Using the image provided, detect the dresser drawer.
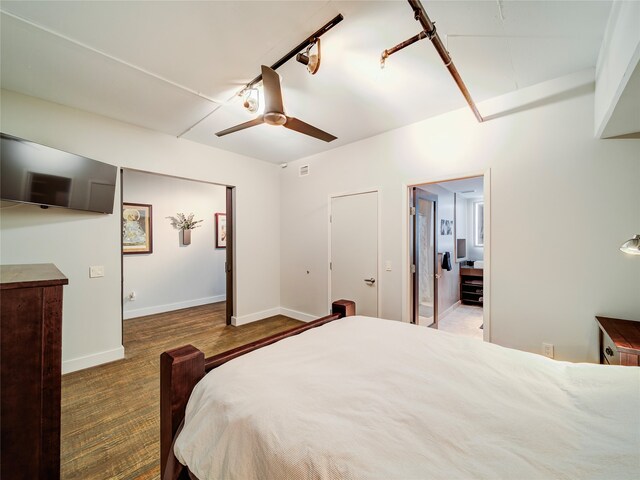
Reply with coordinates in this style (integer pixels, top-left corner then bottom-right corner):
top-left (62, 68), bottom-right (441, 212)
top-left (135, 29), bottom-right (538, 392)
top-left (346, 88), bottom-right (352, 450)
top-left (602, 330), bottom-right (620, 365)
top-left (597, 316), bottom-right (640, 367)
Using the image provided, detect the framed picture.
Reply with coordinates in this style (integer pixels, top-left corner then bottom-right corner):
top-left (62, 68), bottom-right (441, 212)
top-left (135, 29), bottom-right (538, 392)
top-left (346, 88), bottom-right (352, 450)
top-left (215, 213), bottom-right (227, 249)
top-left (122, 203), bottom-right (153, 254)
top-left (440, 219), bottom-right (453, 236)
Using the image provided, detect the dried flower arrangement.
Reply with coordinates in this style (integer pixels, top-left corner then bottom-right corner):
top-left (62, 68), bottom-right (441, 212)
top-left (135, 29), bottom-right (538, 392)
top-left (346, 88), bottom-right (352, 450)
top-left (175, 213), bottom-right (203, 231)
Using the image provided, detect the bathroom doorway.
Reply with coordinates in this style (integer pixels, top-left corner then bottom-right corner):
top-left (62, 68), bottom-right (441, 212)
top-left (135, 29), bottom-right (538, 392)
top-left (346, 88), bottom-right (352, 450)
top-left (409, 175), bottom-right (486, 340)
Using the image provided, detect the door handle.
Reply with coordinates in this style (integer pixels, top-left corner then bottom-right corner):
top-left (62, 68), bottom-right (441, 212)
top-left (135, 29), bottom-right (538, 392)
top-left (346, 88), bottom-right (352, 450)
top-left (364, 277), bottom-right (376, 285)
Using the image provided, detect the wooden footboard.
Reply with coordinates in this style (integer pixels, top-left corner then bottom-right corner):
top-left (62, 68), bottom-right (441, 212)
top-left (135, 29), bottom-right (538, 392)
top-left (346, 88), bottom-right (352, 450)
top-left (160, 300), bottom-right (355, 480)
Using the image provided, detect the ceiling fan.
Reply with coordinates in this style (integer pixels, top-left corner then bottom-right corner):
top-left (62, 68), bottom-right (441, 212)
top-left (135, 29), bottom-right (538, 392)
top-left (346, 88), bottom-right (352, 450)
top-left (215, 65), bottom-right (337, 142)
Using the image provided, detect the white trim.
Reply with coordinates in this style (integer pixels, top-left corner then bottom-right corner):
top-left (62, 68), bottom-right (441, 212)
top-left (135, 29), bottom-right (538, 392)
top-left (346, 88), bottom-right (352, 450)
top-left (438, 300), bottom-right (461, 321)
top-left (62, 346), bottom-right (125, 374)
top-left (123, 295), bottom-right (226, 320)
top-left (328, 188), bottom-right (381, 317)
top-left (482, 170), bottom-right (492, 342)
top-left (231, 307), bottom-right (281, 326)
top-left (279, 307), bottom-right (318, 322)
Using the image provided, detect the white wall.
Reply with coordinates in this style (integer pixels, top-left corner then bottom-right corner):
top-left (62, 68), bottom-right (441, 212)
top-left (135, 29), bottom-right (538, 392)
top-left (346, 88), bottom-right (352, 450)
top-left (122, 170), bottom-right (226, 319)
top-left (280, 76), bottom-right (640, 363)
top-left (0, 89), bottom-right (281, 373)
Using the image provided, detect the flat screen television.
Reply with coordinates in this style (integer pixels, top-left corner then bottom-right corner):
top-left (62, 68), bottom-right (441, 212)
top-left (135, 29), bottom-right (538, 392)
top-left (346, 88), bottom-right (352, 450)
top-left (0, 133), bottom-right (117, 214)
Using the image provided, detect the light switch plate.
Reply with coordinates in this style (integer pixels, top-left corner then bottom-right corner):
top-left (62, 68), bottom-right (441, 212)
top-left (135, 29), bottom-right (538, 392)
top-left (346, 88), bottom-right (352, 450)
top-left (89, 265), bottom-right (105, 278)
top-left (385, 261), bottom-right (392, 271)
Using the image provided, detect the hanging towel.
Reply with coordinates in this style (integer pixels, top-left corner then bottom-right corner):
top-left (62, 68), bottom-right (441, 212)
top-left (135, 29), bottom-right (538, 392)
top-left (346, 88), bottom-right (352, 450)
top-left (442, 252), bottom-right (452, 271)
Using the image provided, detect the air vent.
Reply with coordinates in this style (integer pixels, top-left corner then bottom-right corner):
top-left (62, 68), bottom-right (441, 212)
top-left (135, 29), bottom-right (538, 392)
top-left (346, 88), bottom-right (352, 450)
top-left (299, 165), bottom-right (310, 177)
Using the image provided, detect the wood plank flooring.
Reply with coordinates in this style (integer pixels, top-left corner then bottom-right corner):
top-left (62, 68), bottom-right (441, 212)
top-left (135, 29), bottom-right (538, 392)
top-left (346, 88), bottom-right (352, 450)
top-left (60, 302), bottom-right (302, 479)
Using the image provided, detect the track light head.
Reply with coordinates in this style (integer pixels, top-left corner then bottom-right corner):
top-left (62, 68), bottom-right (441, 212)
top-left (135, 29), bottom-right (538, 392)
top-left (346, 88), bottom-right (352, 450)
top-left (242, 88), bottom-right (259, 113)
top-left (296, 38), bottom-right (321, 75)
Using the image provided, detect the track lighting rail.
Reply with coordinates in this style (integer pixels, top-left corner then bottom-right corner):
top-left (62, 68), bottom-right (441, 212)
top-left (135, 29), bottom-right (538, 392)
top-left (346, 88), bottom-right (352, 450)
top-left (380, 30), bottom-right (428, 68)
top-left (408, 0), bottom-right (483, 122)
top-left (382, 0), bottom-right (483, 122)
top-left (243, 13), bottom-right (343, 92)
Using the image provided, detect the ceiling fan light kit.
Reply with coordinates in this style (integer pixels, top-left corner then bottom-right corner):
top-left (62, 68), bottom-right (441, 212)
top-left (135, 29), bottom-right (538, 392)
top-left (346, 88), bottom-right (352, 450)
top-left (381, 0), bottom-right (484, 123)
top-left (216, 65), bottom-right (337, 142)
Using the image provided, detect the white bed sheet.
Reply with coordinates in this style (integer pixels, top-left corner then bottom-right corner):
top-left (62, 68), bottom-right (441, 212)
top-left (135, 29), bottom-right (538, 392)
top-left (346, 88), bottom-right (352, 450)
top-left (175, 316), bottom-right (640, 480)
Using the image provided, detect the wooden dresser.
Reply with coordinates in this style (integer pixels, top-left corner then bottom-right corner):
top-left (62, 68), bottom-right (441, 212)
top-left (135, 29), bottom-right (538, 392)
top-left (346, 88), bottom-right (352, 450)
top-left (1, 264), bottom-right (68, 480)
top-left (596, 316), bottom-right (640, 366)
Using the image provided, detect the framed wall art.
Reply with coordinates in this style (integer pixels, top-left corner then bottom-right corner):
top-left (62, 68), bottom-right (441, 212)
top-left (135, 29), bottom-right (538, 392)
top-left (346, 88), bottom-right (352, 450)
top-left (215, 213), bottom-right (226, 249)
top-left (122, 203), bottom-right (153, 254)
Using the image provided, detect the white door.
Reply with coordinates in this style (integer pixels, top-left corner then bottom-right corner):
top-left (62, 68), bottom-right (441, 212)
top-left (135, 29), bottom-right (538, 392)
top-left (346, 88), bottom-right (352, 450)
top-left (330, 191), bottom-right (378, 317)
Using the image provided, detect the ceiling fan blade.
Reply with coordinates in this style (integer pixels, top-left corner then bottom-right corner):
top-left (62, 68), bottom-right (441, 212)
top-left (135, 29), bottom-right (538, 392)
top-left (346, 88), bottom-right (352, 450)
top-left (284, 117), bottom-right (337, 142)
top-left (215, 117), bottom-right (264, 137)
top-left (261, 65), bottom-right (285, 114)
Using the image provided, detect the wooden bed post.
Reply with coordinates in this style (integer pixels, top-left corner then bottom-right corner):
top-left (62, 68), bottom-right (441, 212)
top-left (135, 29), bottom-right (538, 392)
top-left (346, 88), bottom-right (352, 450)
top-left (160, 345), bottom-right (205, 480)
top-left (332, 299), bottom-right (356, 318)
top-left (160, 300), bottom-right (356, 480)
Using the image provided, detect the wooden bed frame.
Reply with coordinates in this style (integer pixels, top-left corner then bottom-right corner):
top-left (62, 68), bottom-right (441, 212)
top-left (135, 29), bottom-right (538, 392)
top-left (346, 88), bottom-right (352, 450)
top-left (160, 299), bottom-right (356, 480)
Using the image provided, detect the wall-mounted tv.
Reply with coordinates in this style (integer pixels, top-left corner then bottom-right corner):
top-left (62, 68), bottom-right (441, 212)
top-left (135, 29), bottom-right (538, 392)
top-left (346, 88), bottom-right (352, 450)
top-left (0, 133), bottom-right (117, 214)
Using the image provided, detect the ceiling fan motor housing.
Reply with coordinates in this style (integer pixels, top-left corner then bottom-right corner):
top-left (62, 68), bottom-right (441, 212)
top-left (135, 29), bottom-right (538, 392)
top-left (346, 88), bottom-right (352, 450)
top-left (264, 111), bottom-right (287, 126)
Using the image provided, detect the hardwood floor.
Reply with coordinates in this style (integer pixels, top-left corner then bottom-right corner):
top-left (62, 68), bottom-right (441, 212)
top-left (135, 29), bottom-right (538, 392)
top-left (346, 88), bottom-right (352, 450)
top-left (60, 302), bottom-right (302, 479)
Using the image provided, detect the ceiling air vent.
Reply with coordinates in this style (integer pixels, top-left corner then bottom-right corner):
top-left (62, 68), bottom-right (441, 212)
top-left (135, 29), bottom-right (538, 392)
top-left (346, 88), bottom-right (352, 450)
top-left (299, 165), bottom-right (310, 177)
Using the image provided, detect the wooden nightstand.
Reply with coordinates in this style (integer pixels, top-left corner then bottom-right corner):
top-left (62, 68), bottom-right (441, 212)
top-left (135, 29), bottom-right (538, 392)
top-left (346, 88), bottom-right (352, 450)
top-left (596, 316), bottom-right (640, 366)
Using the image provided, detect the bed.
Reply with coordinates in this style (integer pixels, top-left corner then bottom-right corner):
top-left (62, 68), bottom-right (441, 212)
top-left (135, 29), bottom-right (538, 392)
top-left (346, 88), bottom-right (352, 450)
top-left (160, 300), bottom-right (640, 480)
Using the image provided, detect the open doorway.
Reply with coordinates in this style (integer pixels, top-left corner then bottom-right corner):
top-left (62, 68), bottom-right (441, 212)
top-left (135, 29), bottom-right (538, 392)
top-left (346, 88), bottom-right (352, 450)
top-left (410, 175), bottom-right (485, 340)
top-left (120, 169), bottom-right (235, 340)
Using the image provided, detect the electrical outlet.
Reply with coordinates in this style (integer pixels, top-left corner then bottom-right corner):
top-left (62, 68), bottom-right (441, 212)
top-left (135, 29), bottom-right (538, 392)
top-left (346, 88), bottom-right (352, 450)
top-left (543, 343), bottom-right (554, 359)
top-left (89, 265), bottom-right (104, 278)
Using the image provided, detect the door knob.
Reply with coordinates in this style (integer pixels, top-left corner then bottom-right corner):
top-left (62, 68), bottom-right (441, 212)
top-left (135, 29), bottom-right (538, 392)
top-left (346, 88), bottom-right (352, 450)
top-left (364, 277), bottom-right (376, 285)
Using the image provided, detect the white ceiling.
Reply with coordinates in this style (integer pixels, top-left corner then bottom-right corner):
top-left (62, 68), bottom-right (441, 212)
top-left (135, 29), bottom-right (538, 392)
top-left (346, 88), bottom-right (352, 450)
top-left (0, 1), bottom-right (612, 163)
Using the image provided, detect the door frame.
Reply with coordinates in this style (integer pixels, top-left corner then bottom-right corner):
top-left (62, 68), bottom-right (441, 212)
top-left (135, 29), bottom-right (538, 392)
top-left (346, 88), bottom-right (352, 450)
top-left (120, 168), bottom-right (236, 332)
top-left (225, 186), bottom-right (235, 325)
top-left (403, 170), bottom-right (491, 342)
top-left (411, 187), bottom-right (439, 327)
top-left (327, 188), bottom-right (382, 316)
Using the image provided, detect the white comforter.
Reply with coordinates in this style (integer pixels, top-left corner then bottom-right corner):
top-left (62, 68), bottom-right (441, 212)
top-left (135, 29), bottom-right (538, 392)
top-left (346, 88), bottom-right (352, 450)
top-left (175, 316), bottom-right (640, 480)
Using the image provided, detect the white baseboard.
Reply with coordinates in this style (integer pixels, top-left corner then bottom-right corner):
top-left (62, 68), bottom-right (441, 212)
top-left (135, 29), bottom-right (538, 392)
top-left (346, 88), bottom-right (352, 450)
top-left (279, 307), bottom-right (318, 322)
top-left (62, 346), bottom-right (125, 374)
top-left (439, 300), bottom-right (461, 320)
top-left (124, 294), bottom-right (226, 320)
top-left (231, 307), bottom-right (281, 326)
top-left (232, 306), bottom-right (321, 326)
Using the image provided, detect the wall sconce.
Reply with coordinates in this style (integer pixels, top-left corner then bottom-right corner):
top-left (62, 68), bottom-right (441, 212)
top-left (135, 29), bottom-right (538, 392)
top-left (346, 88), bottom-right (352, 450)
top-left (620, 234), bottom-right (640, 255)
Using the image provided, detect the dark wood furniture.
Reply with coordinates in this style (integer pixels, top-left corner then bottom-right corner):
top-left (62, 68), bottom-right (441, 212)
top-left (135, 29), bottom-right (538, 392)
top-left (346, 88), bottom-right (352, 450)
top-left (596, 316), bottom-right (640, 366)
top-left (1, 264), bottom-right (68, 480)
top-left (160, 299), bottom-right (356, 480)
top-left (460, 266), bottom-right (483, 306)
